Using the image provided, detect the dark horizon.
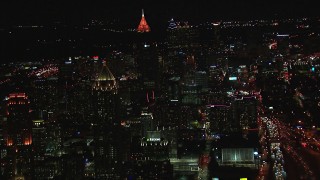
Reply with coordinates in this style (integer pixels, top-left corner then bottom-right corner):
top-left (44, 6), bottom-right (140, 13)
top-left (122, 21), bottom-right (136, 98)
top-left (1, 0), bottom-right (319, 26)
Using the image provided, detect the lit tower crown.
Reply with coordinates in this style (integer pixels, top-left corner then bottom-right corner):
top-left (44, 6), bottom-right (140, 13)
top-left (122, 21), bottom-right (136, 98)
top-left (93, 60), bottom-right (118, 92)
top-left (168, 18), bottom-right (177, 30)
top-left (137, 9), bottom-right (151, 33)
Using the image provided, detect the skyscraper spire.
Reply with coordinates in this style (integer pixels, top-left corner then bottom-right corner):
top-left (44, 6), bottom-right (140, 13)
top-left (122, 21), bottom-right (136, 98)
top-left (137, 9), bottom-right (151, 33)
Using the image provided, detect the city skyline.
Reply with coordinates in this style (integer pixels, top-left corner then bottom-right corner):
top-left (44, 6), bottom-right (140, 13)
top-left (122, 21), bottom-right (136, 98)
top-left (1, 1), bottom-right (320, 179)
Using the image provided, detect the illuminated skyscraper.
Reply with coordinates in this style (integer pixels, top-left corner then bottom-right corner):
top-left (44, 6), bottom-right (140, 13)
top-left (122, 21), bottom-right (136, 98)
top-left (92, 60), bottom-right (118, 124)
top-left (4, 93), bottom-right (33, 179)
top-left (92, 61), bottom-right (128, 179)
top-left (137, 9), bottom-right (151, 33)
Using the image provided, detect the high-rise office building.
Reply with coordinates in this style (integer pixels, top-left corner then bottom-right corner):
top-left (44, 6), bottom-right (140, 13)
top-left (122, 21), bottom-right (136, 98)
top-left (206, 104), bottom-right (232, 133)
top-left (3, 93), bottom-right (33, 179)
top-left (136, 43), bottom-right (160, 88)
top-left (231, 95), bottom-right (257, 131)
top-left (32, 119), bottom-right (46, 162)
top-left (195, 71), bottom-right (208, 90)
top-left (167, 20), bottom-right (199, 50)
top-left (92, 60), bottom-right (118, 125)
top-left (166, 19), bottom-right (200, 75)
top-left (181, 84), bottom-right (201, 105)
top-left (135, 43), bottom-right (160, 110)
top-left (92, 61), bottom-right (130, 179)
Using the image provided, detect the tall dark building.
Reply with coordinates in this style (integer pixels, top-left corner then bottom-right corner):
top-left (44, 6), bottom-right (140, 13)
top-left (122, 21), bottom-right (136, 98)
top-left (136, 43), bottom-right (160, 90)
top-left (135, 9), bottom-right (161, 100)
top-left (3, 93), bottom-right (33, 179)
top-left (135, 44), bottom-right (160, 111)
top-left (32, 119), bottom-right (46, 162)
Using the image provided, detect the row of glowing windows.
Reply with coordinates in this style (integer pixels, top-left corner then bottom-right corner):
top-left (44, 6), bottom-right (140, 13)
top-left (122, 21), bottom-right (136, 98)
top-left (9, 94), bottom-right (27, 99)
top-left (7, 138), bottom-right (32, 146)
top-left (8, 101), bottom-right (28, 105)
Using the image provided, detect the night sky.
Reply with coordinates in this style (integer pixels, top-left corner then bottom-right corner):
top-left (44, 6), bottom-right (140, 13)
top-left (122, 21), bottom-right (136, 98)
top-left (1, 0), bottom-right (318, 26)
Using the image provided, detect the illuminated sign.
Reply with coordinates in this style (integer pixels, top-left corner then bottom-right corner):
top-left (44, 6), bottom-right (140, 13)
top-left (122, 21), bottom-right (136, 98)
top-left (93, 56), bottom-right (99, 61)
top-left (277, 34), bottom-right (289, 37)
top-left (147, 138), bottom-right (161, 142)
top-left (229, 77), bottom-right (237, 81)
